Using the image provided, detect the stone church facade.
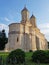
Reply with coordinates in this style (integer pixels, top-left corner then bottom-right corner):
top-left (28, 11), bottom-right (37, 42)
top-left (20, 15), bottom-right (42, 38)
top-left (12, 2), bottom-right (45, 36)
top-left (5, 7), bottom-right (48, 52)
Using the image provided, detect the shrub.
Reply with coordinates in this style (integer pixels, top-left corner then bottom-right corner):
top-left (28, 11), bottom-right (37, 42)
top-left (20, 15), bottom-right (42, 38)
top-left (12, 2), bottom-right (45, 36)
top-left (6, 49), bottom-right (25, 64)
top-left (45, 50), bottom-right (49, 63)
top-left (0, 56), bottom-right (2, 65)
top-left (32, 50), bottom-right (46, 63)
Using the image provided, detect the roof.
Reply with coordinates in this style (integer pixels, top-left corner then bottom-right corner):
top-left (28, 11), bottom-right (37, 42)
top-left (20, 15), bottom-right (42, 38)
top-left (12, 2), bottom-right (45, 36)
top-left (21, 7), bottom-right (29, 12)
top-left (9, 23), bottom-right (20, 26)
top-left (30, 14), bottom-right (35, 19)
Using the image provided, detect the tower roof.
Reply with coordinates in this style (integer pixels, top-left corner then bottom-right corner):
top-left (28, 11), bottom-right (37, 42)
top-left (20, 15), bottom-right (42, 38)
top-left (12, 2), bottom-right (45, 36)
top-left (21, 6), bottom-right (29, 12)
top-left (30, 14), bottom-right (35, 19)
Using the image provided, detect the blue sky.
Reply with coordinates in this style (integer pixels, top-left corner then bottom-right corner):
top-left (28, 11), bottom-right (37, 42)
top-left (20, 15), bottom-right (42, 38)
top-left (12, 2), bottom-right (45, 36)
top-left (0, 0), bottom-right (49, 41)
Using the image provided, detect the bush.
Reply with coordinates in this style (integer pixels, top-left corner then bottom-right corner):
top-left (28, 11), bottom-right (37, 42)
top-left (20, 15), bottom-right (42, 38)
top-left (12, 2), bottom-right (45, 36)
top-left (0, 56), bottom-right (2, 65)
top-left (45, 50), bottom-right (49, 63)
top-left (6, 49), bottom-right (25, 64)
top-left (32, 50), bottom-right (46, 63)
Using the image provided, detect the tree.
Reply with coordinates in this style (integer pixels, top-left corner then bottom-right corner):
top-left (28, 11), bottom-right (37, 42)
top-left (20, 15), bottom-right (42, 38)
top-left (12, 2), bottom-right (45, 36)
top-left (0, 29), bottom-right (8, 50)
top-left (48, 42), bottom-right (49, 49)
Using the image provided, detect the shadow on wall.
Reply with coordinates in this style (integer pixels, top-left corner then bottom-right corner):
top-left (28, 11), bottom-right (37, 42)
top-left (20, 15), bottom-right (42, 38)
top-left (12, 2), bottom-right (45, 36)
top-left (21, 33), bottom-right (31, 51)
top-left (36, 36), bottom-right (39, 50)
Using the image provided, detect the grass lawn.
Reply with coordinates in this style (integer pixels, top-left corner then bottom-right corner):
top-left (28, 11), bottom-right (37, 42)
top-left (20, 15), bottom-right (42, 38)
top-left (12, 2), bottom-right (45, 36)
top-left (0, 52), bottom-right (49, 65)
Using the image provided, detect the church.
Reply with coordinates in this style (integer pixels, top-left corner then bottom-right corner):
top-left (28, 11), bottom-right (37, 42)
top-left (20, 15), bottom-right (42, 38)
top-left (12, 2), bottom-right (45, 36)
top-left (5, 7), bottom-right (48, 52)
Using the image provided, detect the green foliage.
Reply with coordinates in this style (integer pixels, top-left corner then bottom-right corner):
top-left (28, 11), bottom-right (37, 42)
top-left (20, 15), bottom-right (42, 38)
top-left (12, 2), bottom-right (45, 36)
top-left (0, 29), bottom-right (8, 50)
top-left (6, 49), bottom-right (25, 64)
top-left (32, 50), bottom-right (49, 63)
top-left (0, 52), bottom-right (49, 65)
top-left (44, 50), bottom-right (49, 63)
top-left (32, 50), bottom-right (46, 63)
top-left (0, 56), bottom-right (2, 65)
top-left (25, 52), bottom-right (33, 60)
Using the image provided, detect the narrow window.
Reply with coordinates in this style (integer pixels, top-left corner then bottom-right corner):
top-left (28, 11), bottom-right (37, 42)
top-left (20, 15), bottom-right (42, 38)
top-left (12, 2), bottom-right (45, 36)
top-left (17, 37), bottom-right (19, 42)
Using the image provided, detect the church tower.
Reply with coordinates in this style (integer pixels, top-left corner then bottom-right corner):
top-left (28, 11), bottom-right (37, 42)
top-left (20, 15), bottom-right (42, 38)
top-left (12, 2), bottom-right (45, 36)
top-left (5, 7), bottom-right (48, 52)
top-left (21, 7), bottom-right (29, 23)
top-left (30, 14), bottom-right (37, 27)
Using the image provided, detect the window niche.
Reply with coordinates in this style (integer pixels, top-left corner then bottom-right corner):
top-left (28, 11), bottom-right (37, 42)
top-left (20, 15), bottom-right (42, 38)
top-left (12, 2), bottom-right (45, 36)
top-left (17, 37), bottom-right (19, 42)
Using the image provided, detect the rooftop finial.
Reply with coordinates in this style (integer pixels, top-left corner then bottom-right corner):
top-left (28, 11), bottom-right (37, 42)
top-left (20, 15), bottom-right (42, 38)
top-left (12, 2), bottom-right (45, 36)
top-left (30, 14), bottom-right (35, 18)
top-left (21, 5), bottom-right (29, 12)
